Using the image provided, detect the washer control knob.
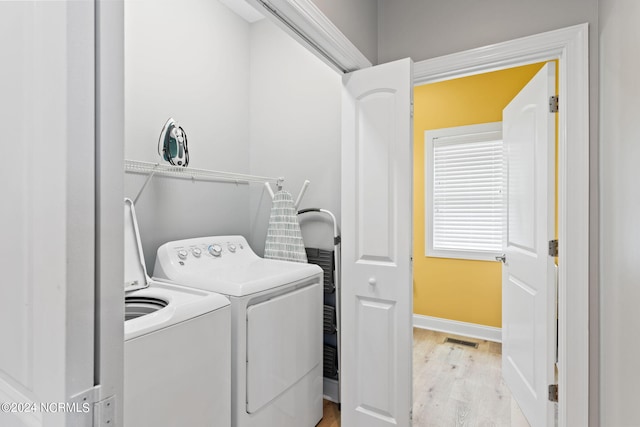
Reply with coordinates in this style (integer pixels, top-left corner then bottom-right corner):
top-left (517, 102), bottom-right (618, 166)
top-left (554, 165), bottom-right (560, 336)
top-left (208, 244), bottom-right (222, 257)
top-left (177, 249), bottom-right (188, 260)
top-left (228, 243), bottom-right (237, 253)
top-left (192, 248), bottom-right (202, 258)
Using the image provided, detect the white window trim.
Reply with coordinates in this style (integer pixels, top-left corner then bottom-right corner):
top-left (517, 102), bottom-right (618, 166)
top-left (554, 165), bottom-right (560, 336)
top-left (425, 122), bottom-right (503, 261)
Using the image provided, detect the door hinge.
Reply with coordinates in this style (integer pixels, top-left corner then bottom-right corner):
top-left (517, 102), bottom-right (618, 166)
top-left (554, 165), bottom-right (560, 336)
top-left (94, 395), bottom-right (116, 427)
top-left (67, 386), bottom-right (99, 427)
top-left (548, 239), bottom-right (558, 257)
top-left (68, 385), bottom-right (116, 427)
top-left (410, 102), bottom-right (414, 118)
top-left (549, 95), bottom-right (559, 113)
top-left (548, 384), bottom-right (559, 402)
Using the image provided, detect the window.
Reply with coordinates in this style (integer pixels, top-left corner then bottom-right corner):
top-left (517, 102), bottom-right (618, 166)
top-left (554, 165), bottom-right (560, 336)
top-left (425, 122), bottom-right (504, 261)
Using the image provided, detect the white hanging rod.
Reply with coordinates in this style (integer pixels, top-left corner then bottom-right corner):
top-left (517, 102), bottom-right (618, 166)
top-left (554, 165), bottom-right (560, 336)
top-left (125, 159), bottom-right (284, 203)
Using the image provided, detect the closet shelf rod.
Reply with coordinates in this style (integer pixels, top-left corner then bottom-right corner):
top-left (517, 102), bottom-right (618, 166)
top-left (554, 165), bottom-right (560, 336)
top-left (125, 159), bottom-right (283, 183)
top-left (125, 159), bottom-right (284, 203)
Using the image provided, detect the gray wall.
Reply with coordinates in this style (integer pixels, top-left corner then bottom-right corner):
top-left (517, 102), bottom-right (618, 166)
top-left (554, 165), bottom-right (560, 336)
top-left (312, 0), bottom-right (378, 64)
top-left (377, 0), bottom-right (597, 64)
top-left (598, 0), bottom-right (640, 425)
top-left (124, 0), bottom-right (252, 268)
top-left (248, 20), bottom-right (342, 255)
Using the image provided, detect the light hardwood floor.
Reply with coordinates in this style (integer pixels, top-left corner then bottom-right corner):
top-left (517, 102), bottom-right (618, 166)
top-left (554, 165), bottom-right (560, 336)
top-left (317, 328), bottom-right (530, 427)
top-left (412, 328), bottom-right (529, 427)
top-left (318, 399), bottom-right (341, 427)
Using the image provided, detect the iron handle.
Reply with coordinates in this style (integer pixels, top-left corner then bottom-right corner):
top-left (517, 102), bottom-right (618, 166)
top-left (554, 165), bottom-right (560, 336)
top-left (495, 254), bottom-right (506, 263)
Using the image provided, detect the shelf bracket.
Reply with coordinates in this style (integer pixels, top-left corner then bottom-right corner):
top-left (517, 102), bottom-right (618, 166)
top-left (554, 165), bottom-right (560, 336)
top-left (133, 163), bottom-right (160, 204)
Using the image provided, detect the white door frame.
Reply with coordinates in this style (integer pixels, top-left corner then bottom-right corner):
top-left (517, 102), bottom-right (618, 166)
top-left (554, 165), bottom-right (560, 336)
top-left (251, 4), bottom-right (589, 425)
top-left (413, 24), bottom-right (589, 427)
top-left (96, 0), bottom-right (125, 425)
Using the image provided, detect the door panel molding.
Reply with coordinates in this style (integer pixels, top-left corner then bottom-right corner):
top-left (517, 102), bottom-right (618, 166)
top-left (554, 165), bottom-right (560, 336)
top-left (355, 297), bottom-right (396, 418)
top-left (355, 88), bottom-right (398, 264)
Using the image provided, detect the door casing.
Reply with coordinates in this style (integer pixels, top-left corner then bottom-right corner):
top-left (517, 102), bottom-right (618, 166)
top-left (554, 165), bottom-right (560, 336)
top-left (413, 25), bottom-right (589, 427)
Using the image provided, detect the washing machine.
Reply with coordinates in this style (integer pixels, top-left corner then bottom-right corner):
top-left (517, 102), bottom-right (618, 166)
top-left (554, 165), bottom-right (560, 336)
top-left (124, 199), bottom-right (231, 427)
top-left (153, 236), bottom-right (323, 427)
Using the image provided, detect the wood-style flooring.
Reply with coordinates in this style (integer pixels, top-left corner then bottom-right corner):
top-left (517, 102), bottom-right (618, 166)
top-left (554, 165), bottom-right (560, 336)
top-left (317, 328), bottom-right (530, 427)
top-left (412, 328), bottom-right (529, 426)
top-left (318, 399), bottom-right (341, 427)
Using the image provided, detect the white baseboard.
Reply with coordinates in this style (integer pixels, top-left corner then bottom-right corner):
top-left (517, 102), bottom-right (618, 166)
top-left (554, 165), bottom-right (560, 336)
top-left (413, 314), bottom-right (502, 343)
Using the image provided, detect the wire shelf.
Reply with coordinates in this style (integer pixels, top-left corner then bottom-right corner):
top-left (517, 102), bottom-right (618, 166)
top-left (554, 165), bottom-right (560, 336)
top-left (125, 159), bottom-right (283, 203)
top-left (125, 159), bottom-right (282, 184)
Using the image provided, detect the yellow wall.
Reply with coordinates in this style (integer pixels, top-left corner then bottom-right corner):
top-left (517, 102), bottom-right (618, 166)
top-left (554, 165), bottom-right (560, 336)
top-left (413, 62), bottom-right (547, 328)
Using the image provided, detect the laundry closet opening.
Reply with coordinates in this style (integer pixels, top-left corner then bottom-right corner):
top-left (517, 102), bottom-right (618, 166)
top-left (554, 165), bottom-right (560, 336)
top-left (123, 0), bottom-right (342, 425)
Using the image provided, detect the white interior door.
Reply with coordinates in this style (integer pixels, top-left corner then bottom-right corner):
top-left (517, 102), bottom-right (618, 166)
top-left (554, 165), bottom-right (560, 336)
top-left (341, 58), bottom-right (413, 427)
top-left (501, 62), bottom-right (556, 427)
top-left (0, 3), bottom-right (96, 427)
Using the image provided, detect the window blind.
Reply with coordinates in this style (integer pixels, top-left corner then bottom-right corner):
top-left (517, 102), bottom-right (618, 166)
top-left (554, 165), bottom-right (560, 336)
top-left (429, 128), bottom-right (504, 258)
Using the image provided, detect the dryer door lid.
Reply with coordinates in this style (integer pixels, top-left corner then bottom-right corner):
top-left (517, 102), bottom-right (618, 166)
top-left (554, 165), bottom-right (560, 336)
top-left (124, 198), bottom-right (150, 291)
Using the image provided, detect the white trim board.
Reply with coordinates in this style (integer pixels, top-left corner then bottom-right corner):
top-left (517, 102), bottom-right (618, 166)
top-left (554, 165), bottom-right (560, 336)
top-left (244, 0), bottom-right (371, 73)
top-left (413, 314), bottom-right (502, 343)
top-left (413, 23), bottom-right (590, 427)
top-left (414, 24), bottom-right (588, 86)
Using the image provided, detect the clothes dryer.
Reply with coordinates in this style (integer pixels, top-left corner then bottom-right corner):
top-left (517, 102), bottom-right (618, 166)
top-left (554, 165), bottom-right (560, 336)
top-left (153, 236), bottom-right (323, 427)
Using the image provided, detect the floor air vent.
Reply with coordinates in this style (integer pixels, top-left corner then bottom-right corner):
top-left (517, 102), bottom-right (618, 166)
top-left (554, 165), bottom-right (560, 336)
top-left (444, 337), bottom-right (479, 348)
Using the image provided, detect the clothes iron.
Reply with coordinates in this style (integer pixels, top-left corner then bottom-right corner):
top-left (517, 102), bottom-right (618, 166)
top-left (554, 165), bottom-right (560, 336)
top-left (158, 118), bottom-right (189, 167)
